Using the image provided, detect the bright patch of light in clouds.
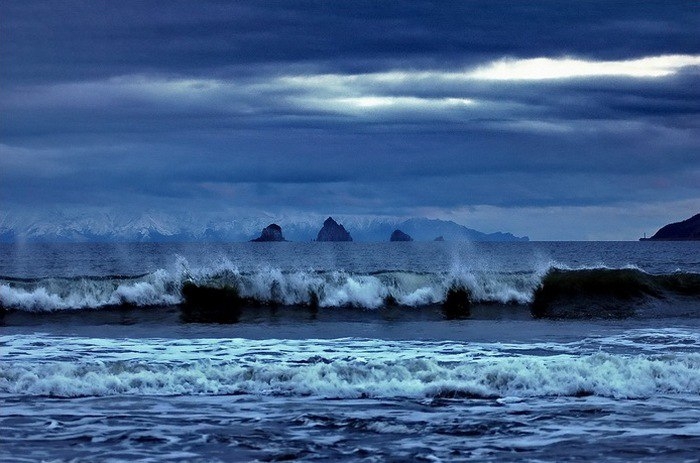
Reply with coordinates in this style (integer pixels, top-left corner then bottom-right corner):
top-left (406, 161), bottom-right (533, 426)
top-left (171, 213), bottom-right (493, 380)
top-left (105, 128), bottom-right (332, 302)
top-left (342, 96), bottom-right (403, 108)
top-left (279, 54), bottom-right (700, 90)
top-left (466, 55), bottom-right (700, 80)
top-left (274, 54), bottom-right (700, 113)
top-left (318, 96), bottom-right (476, 111)
top-left (14, 54), bottom-right (696, 115)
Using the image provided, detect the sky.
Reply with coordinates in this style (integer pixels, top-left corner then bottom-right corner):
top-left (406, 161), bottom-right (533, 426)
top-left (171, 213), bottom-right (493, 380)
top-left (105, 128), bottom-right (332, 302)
top-left (1, 0), bottom-right (699, 240)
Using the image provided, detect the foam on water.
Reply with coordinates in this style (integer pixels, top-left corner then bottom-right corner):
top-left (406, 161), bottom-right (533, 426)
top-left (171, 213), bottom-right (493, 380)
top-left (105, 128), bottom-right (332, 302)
top-left (3, 331), bottom-right (699, 399)
top-left (5, 352), bottom-right (699, 399)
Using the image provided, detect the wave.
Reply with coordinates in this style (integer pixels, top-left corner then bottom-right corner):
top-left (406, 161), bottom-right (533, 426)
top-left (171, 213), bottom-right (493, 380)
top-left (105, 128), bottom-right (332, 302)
top-left (2, 350), bottom-right (698, 399)
top-left (0, 263), bottom-right (541, 313)
top-left (532, 268), bottom-right (700, 318)
top-left (1, 262), bottom-right (698, 319)
top-left (0, 270), bottom-right (181, 311)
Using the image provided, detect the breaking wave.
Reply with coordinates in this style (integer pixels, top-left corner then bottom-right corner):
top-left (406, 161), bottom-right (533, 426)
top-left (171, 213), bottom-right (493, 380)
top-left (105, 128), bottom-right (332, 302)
top-left (2, 347), bottom-right (698, 400)
top-left (0, 259), bottom-right (542, 312)
top-left (0, 270), bottom-right (182, 311)
top-left (1, 258), bottom-right (698, 316)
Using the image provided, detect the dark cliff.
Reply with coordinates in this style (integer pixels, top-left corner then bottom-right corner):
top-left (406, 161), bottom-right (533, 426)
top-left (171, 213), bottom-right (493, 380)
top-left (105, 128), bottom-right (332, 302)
top-left (643, 213), bottom-right (700, 241)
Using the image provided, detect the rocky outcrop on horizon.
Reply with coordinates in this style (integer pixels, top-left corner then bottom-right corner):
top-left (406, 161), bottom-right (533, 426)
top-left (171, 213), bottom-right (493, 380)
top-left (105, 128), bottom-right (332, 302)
top-left (0, 212), bottom-right (528, 243)
top-left (390, 229), bottom-right (413, 241)
top-left (396, 218), bottom-right (528, 242)
top-left (316, 217), bottom-right (353, 242)
top-left (251, 223), bottom-right (286, 242)
top-left (642, 213), bottom-right (700, 241)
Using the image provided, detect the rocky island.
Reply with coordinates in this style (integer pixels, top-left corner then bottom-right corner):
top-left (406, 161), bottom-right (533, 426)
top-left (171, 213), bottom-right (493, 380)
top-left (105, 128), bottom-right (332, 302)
top-left (390, 229), bottom-right (413, 241)
top-left (316, 217), bottom-right (353, 241)
top-left (251, 223), bottom-right (286, 242)
top-left (641, 213), bottom-right (700, 241)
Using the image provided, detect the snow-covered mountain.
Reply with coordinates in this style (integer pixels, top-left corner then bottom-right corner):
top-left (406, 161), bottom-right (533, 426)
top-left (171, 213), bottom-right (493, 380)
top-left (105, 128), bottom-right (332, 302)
top-left (0, 212), bottom-right (528, 243)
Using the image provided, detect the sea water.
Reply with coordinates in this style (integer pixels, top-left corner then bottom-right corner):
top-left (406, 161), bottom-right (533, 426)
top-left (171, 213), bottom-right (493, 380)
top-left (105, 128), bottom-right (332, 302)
top-left (1, 241), bottom-right (699, 461)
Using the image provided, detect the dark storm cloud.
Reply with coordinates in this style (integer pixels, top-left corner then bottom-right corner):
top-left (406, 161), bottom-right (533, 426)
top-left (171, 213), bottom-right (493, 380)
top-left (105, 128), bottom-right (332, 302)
top-left (3, 0), bottom-right (698, 83)
top-left (1, 1), bottom-right (699, 239)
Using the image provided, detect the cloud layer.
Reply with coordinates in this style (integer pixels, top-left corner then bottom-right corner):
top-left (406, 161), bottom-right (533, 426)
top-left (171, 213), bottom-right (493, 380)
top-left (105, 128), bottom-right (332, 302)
top-left (1, 1), bottom-right (698, 239)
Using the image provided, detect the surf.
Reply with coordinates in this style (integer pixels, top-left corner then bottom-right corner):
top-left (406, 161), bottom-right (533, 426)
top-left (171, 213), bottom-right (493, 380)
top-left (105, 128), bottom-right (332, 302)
top-left (3, 334), bottom-right (699, 400)
top-left (1, 262), bottom-right (698, 321)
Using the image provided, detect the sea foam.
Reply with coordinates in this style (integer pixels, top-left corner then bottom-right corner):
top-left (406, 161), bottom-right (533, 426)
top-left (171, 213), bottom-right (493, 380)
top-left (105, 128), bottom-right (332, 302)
top-left (3, 343), bottom-right (698, 399)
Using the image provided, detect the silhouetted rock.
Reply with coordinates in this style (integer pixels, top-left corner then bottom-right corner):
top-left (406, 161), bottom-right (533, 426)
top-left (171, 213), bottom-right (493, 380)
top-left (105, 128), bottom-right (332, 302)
top-left (181, 282), bottom-right (241, 324)
top-left (434, 236), bottom-right (445, 241)
top-left (251, 223), bottom-right (286, 242)
top-left (642, 213), bottom-right (700, 241)
top-left (442, 285), bottom-right (471, 319)
top-left (316, 217), bottom-right (353, 242)
top-left (390, 229), bottom-right (413, 241)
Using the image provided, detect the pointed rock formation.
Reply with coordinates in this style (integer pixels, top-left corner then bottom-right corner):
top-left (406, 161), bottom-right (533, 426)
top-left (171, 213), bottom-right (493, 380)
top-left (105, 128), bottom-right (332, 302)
top-left (251, 223), bottom-right (286, 242)
top-left (390, 229), bottom-right (413, 241)
top-left (316, 217), bottom-right (353, 242)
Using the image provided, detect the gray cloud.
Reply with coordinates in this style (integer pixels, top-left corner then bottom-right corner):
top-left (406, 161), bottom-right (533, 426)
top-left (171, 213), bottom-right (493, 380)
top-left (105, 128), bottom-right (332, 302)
top-left (3, 1), bottom-right (698, 82)
top-left (1, 0), bottom-right (699, 239)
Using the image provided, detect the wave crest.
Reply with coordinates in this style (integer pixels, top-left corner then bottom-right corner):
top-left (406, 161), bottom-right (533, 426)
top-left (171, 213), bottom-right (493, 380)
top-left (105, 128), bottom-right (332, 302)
top-left (3, 352), bottom-right (698, 399)
top-left (0, 270), bottom-right (181, 311)
top-left (1, 260), bottom-right (698, 315)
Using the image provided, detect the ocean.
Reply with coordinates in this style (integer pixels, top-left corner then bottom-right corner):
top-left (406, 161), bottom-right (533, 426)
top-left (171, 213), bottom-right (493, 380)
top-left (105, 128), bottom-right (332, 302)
top-left (1, 241), bottom-right (699, 462)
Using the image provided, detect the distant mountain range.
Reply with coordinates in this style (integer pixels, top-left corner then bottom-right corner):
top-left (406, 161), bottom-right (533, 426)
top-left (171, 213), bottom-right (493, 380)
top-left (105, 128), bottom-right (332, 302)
top-left (0, 212), bottom-right (528, 243)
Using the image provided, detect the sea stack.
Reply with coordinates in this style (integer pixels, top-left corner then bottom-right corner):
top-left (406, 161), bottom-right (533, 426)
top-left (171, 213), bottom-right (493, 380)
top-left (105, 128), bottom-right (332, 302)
top-left (390, 229), bottom-right (413, 242)
top-left (251, 223), bottom-right (286, 242)
top-left (316, 217), bottom-right (353, 242)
